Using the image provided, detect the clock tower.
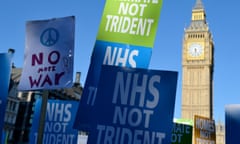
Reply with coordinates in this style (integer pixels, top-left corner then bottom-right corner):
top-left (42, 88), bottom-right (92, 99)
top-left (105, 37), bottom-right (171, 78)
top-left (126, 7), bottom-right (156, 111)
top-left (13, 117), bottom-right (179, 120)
top-left (181, 0), bottom-right (214, 120)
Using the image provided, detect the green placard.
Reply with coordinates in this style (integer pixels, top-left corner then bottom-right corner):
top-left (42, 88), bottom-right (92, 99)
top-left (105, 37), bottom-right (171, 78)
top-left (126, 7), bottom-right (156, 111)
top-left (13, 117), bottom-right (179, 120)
top-left (174, 118), bottom-right (194, 126)
top-left (97, 0), bottom-right (163, 48)
top-left (172, 123), bottom-right (193, 144)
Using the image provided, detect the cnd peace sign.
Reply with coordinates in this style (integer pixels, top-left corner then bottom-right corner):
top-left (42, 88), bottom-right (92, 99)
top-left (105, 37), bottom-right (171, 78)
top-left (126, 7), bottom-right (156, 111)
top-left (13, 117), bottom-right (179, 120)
top-left (40, 28), bottom-right (59, 47)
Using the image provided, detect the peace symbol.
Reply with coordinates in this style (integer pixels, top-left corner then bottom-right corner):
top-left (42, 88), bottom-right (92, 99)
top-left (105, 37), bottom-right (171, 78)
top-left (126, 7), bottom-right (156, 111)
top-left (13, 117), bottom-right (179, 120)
top-left (40, 28), bottom-right (59, 47)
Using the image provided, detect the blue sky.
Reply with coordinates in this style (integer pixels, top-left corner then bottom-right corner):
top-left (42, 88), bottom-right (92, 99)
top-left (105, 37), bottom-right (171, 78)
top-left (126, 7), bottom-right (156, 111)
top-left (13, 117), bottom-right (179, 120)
top-left (1, 0), bottom-right (239, 122)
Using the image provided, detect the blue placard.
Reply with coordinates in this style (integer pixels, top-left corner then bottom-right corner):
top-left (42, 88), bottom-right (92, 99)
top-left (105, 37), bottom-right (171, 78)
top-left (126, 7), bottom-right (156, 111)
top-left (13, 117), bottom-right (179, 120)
top-left (74, 40), bottom-right (152, 130)
top-left (0, 53), bottom-right (12, 143)
top-left (225, 104), bottom-right (240, 144)
top-left (85, 40), bottom-right (151, 92)
top-left (84, 65), bottom-right (178, 144)
top-left (2, 131), bottom-right (6, 144)
top-left (30, 98), bottom-right (79, 144)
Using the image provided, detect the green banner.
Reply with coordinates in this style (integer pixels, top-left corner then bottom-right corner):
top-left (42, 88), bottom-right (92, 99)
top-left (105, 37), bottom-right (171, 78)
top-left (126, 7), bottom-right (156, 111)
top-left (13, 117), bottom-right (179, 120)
top-left (174, 118), bottom-right (194, 126)
top-left (97, 0), bottom-right (163, 48)
top-left (172, 122), bottom-right (193, 144)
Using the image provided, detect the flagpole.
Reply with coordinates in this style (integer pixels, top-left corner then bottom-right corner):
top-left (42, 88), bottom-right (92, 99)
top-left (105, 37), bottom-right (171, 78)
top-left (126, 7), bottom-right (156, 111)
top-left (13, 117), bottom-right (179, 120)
top-left (37, 90), bottom-right (48, 144)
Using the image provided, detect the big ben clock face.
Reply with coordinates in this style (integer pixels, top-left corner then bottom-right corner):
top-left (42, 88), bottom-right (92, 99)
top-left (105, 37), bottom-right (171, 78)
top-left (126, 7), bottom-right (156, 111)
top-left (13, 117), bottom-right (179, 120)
top-left (187, 43), bottom-right (204, 60)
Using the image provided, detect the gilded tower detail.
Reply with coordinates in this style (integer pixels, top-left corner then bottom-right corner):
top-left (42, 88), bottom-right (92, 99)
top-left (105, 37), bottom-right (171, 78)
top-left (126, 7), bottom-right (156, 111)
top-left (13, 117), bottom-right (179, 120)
top-left (181, 0), bottom-right (214, 120)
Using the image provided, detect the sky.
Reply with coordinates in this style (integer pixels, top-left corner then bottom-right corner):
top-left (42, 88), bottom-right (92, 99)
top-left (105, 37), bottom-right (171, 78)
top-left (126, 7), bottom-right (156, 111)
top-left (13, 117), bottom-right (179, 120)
top-left (0, 0), bottom-right (239, 123)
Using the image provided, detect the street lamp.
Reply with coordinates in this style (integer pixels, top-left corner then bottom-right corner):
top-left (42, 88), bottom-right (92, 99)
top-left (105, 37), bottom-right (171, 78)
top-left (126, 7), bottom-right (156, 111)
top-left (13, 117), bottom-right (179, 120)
top-left (8, 48), bottom-right (15, 54)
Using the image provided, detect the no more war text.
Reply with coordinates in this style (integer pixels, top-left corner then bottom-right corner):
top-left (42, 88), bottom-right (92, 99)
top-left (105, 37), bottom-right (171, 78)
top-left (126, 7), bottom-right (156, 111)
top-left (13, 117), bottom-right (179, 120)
top-left (29, 51), bottom-right (65, 88)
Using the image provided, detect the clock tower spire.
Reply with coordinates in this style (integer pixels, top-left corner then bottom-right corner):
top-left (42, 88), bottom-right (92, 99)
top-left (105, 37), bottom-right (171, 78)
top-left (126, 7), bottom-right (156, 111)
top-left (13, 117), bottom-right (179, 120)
top-left (189, 0), bottom-right (207, 30)
top-left (181, 0), bottom-right (214, 121)
top-left (194, 0), bottom-right (204, 9)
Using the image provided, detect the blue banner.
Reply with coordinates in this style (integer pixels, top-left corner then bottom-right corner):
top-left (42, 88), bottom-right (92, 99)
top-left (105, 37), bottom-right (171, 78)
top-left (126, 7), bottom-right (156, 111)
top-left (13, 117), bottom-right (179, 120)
top-left (74, 0), bottom-right (163, 131)
top-left (30, 99), bottom-right (79, 144)
top-left (18, 16), bottom-right (75, 90)
top-left (74, 40), bottom-right (152, 130)
top-left (85, 40), bottom-right (151, 93)
top-left (86, 40), bottom-right (152, 88)
top-left (2, 131), bottom-right (7, 144)
top-left (0, 53), bottom-right (12, 143)
top-left (225, 104), bottom-right (240, 144)
top-left (80, 65), bottom-right (178, 144)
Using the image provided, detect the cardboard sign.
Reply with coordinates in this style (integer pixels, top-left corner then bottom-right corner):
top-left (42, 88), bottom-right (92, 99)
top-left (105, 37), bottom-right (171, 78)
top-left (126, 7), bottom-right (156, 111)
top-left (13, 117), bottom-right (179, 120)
top-left (30, 99), bottom-right (79, 144)
top-left (225, 104), bottom-right (240, 144)
top-left (171, 122), bottom-right (192, 144)
top-left (194, 115), bottom-right (216, 144)
top-left (97, 0), bottom-right (163, 47)
top-left (0, 53), bottom-right (12, 143)
top-left (19, 16), bottom-right (75, 90)
top-left (81, 65), bottom-right (178, 144)
top-left (74, 0), bottom-right (163, 131)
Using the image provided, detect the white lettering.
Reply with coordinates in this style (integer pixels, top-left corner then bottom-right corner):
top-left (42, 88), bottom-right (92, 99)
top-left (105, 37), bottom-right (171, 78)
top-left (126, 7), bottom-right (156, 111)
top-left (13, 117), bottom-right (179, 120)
top-left (118, 0), bottom-right (159, 4)
top-left (118, 3), bottom-right (147, 17)
top-left (34, 133), bottom-right (75, 144)
top-left (103, 46), bottom-right (138, 67)
top-left (46, 103), bottom-right (72, 122)
top-left (113, 106), bottom-right (154, 128)
top-left (105, 15), bottom-right (154, 36)
top-left (112, 72), bottom-right (160, 109)
top-left (96, 125), bottom-right (165, 144)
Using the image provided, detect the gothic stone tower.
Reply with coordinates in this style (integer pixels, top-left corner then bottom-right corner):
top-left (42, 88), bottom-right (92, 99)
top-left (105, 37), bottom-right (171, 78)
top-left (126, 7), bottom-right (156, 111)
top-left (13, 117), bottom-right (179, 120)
top-left (181, 0), bottom-right (214, 120)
